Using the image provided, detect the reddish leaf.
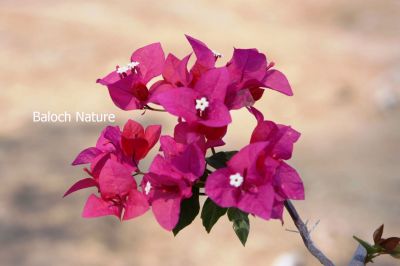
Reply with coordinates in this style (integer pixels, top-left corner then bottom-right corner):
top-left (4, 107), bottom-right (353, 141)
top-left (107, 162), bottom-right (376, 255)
top-left (390, 245), bottom-right (400, 259)
top-left (380, 237), bottom-right (400, 252)
top-left (373, 224), bottom-right (384, 244)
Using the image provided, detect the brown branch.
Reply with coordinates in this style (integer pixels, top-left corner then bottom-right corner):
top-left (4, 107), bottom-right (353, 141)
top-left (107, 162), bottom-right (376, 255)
top-left (284, 200), bottom-right (335, 266)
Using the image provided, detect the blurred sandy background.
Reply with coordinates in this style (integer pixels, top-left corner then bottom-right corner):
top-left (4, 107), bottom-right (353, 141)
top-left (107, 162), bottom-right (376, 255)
top-left (1, 0), bottom-right (400, 265)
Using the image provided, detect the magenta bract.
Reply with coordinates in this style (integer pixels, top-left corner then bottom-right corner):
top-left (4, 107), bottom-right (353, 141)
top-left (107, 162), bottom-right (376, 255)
top-left (97, 43), bottom-right (165, 110)
top-left (68, 35), bottom-right (304, 242)
top-left (142, 139), bottom-right (205, 230)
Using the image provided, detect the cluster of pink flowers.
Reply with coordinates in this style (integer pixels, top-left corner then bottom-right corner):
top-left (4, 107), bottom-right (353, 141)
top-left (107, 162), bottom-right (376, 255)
top-left (66, 35), bottom-right (304, 243)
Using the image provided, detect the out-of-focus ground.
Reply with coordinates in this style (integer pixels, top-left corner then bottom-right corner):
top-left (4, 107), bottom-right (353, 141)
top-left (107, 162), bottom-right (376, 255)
top-left (1, 0), bottom-right (400, 265)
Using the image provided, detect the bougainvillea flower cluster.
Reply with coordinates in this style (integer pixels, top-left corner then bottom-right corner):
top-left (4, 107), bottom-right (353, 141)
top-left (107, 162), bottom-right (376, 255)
top-left (66, 35), bottom-right (304, 245)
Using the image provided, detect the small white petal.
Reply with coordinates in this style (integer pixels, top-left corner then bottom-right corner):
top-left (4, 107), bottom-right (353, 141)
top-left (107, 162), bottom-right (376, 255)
top-left (212, 50), bottom-right (223, 58)
top-left (229, 173), bottom-right (244, 188)
top-left (195, 97), bottom-right (209, 112)
top-left (127, 61), bottom-right (140, 69)
top-left (116, 66), bottom-right (129, 74)
top-left (144, 181), bottom-right (152, 195)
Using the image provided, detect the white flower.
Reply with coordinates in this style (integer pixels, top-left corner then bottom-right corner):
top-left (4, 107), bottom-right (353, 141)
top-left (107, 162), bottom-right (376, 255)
top-left (127, 61), bottom-right (140, 69)
top-left (212, 50), bottom-right (223, 58)
top-left (116, 61), bottom-right (140, 74)
top-left (144, 181), bottom-right (152, 195)
top-left (116, 66), bottom-right (129, 74)
top-left (229, 173), bottom-right (244, 188)
top-left (195, 97), bottom-right (209, 112)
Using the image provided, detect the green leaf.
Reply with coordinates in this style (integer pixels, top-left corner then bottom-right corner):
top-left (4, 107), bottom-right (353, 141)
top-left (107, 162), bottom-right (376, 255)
top-left (227, 208), bottom-right (250, 246)
top-left (201, 198), bottom-right (227, 233)
top-left (353, 236), bottom-right (378, 254)
top-left (206, 151), bottom-right (238, 169)
top-left (173, 187), bottom-right (200, 236)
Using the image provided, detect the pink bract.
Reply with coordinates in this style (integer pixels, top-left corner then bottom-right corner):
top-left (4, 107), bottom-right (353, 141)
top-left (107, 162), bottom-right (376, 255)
top-left (97, 43), bottom-right (165, 110)
top-left (158, 67), bottom-right (231, 127)
top-left (142, 140), bottom-right (205, 230)
top-left (82, 159), bottom-right (149, 220)
top-left (68, 35), bottom-right (304, 238)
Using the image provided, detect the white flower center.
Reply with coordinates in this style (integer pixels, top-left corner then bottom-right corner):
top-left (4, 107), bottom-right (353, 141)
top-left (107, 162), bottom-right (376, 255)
top-left (229, 173), bottom-right (244, 188)
top-left (116, 61), bottom-right (140, 74)
top-left (195, 97), bottom-right (209, 112)
top-left (127, 61), bottom-right (140, 69)
top-left (116, 65), bottom-right (129, 74)
top-left (144, 181), bottom-right (152, 195)
top-left (212, 50), bottom-right (223, 58)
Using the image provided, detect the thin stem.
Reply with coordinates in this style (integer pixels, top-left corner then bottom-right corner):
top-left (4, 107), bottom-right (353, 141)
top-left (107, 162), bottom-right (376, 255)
top-left (144, 104), bottom-right (166, 112)
top-left (284, 200), bottom-right (335, 266)
top-left (211, 147), bottom-right (216, 155)
top-left (133, 171), bottom-right (146, 176)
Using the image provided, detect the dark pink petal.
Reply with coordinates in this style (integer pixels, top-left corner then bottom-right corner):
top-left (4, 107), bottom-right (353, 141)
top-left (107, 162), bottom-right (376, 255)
top-left (263, 69), bottom-right (293, 96)
top-left (270, 198), bottom-right (285, 222)
top-left (159, 136), bottom-right (185, 160)
top-left (96, 126), bottom-right (121, 152)
top-left (157, 88), bottom-right (198, 123)
top-left (273, 125), bottom-right (301, 160)
top-left (148, 155), bottom-right (167, 175)
top-left (149, 155), bottom-right (176, 177)
top-left (199, 100), bottom-right (231, 127)
top-left (102, 126), bottom-right (122, 154)
top-left (261, 156), bottom-right (281, 178)
top-left (131, 42), bottom-right (165, 83)
top-left (151, 196), bottom-right (181, 231)
top-left (63, 178), bottom-right (97, 197)
top-left (225, 88), bottom-right (255, 110)
top-left (185, 35), bottom-right (215, 69)
top-left (148, 81), bottom-right (174, 105)
top-left (122, 138), bottom-right (149, 161)
top-left (122, 119), bottom-right (145, 139)
top-left (144, 125), bottom-right (162, 151)
top-left (121, 119), bottom-right (149, 160)
top-left (90, 153), bottom-right (110, 180)
top-left (251, 121), bottom-right (300, 160)
top-left (250, 121), bottom-right (277, 143)
top-left (249, 86), bottom-right (265, 102)
top-left (162, 53), bottom-right (191, 86)
top-left (247, 106), bottom-right (264, 124)
top-left (237, 183), bottom-right (274, 220)
top-left (171, 143), bottom-right (205, 181)
top-left (148, 172), bottom-right (190, 199)
top-left (227, 48), bottom-right (267, 86)
top-left (174, 122), bottom-right (207, 152)
top-left (227, 142), bottom-right (269, 174)
top-left (123, 189), bottom-right (149, 220)
top-left (197, 124), bottom-right (227, 141)
top-left (173, 122), bottom-right (198, 144)
top-left (99, 160), bottom-right (135, 198)
top-left (274, 162), bottom-right (304, 200)
top-left (72, 147), bottom-right (102, 165)
top-left (194, 67), bottom-right (229, 100)
top-left (205, 168), bottom-right (239, 207)
top-left (97, 70), bottom-right (120, 86)
top-left (106, 75), bottom-right (142, 110)
top-left (82, 194), bottom-right (120, 218)
top-left (205, 139), bottom-right (225, 149)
